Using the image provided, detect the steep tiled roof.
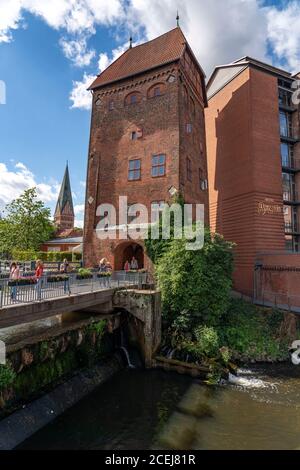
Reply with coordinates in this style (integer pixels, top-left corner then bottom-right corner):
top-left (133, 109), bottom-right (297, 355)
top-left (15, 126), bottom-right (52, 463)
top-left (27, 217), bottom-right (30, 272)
top-left (89, 27), bottom-right (187, 90)
top-left (54, 164), bottom-right (74, 216)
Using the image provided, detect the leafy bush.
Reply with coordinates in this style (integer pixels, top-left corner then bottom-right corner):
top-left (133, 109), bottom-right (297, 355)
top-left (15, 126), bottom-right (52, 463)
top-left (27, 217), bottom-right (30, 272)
top-left (156, 230), bottom-right (234, 325)
top-left (216, 299), bottom-right (291, 361)
top-left (47, 275), bottom-right (69, 283)
top-left (76, 268), bottom-right (93, 280)
top-left (8, 278), bottom-right (37, 287)
top-left (97, 272), bottom-right (112, 278)
top-left (11, 250), bottom-right (82, 262)
top-left (194, 326), bottom-right (220, 358)
top-left (0, 363), bottom-right (16, 392)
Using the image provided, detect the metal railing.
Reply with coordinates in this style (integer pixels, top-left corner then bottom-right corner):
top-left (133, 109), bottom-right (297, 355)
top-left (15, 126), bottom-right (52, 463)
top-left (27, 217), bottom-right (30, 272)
top-left (0, 260), bottom-right (82, 275)
top-left (0, 271), bottom-right (150, 309)
top-left (282, 157), bottom-right (300, 171)
top-left (284, 222), bottom-right (299, 233)
top-left (254, 290), bottom-right (300, 314)
top-left (283, 190), bottom-right (299, 203)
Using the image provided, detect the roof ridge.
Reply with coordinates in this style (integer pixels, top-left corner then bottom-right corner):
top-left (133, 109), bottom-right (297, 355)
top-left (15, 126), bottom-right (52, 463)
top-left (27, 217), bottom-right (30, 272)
top-left (93, 47), bottom-right (131, 82)
top-left (131, 26), bottom-right (185, 51)
top-left (89, 27), bottom-right (187, 90)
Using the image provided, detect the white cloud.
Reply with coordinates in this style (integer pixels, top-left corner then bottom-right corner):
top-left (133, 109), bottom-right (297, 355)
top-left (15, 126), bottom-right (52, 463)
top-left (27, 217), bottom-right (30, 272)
top-left (266, 1), bottom-right (300, 73)
top-left (0, 162), bottom-right (59, 210)
top-left (74, 204), bottom-right (85, 228)
top-left (98, 43), bottom-right (129, 72)
top-left (60, 35), bottom-right (95, 67)
top-left (69, 72), bottom-right (93, 109)
top-left (74, 204), bottom-right (85, 215)
top-left (0, 0), bottom-right (23, 43)
top-left (75, 218), bottom-right (84, 228)
top-left (128, 0), bottom-right (270, 75)
top-left (0, 0), bottom-right (125, 38)
top-left (1, 0), bottom-right (300, 107)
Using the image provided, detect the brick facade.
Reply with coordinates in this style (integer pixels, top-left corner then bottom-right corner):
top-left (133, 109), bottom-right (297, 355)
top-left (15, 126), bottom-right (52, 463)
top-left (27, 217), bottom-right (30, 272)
top-left (83, 28), bottom-right (208, 269)
top-left (206, 58), bottom-right (300, 300)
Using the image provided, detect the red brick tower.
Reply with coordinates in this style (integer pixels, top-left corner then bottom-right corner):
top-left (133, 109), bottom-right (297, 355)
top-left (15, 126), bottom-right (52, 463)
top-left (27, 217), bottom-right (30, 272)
top-left (83, 27), bottom-right (208, 270)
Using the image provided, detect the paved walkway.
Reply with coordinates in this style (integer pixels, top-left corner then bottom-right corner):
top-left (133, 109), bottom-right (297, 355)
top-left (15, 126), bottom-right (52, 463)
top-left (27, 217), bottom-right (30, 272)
top-left (0, 275), bottom-right (136, 310)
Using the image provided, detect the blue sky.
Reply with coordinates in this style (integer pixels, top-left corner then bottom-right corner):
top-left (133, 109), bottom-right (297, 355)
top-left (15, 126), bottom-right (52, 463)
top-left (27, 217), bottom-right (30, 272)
top-left (0, 0), bottom-right (299, 227)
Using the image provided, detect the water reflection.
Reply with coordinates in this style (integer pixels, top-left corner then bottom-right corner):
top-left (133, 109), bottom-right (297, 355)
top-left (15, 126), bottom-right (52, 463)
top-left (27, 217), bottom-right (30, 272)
top-left (18, 365), bottom-right (300, 450)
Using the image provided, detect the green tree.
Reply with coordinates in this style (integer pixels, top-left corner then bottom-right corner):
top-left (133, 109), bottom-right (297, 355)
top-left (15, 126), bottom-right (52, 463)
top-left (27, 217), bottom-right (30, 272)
top-left (156, 229), bottom-right (234, 324)
top-left (145, 193), bottom-right (185, 264)
top-left (0, 188), bottom-right (54, 255)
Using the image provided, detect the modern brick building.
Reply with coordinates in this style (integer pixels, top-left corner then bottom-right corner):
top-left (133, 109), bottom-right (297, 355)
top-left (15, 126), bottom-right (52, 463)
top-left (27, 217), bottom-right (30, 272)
top-left (83, 27), bottom-right (209, 270)
top-left (206, 57), bottom-right (300, 307)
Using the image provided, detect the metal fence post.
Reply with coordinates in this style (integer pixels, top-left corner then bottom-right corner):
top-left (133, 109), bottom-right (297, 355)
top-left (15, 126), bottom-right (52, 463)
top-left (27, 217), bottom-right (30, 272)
top-left (0, 282), bottom-right (3, 309)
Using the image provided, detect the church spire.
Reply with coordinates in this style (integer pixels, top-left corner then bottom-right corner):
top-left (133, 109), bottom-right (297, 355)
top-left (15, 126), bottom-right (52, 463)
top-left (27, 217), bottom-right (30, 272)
top-left (176, 11), bottom-right (180, 27)
top-left (54, 163), bottom-right (75, 230)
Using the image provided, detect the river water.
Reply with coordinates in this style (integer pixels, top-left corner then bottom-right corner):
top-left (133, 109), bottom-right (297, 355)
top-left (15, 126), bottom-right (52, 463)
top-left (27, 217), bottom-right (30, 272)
top-left (18, 364), bottom-right (300, 450)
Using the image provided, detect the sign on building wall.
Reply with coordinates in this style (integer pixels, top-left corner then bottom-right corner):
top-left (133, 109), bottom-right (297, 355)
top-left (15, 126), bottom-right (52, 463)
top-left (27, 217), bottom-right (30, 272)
top-left (257, 198), bottom-right (283, 216)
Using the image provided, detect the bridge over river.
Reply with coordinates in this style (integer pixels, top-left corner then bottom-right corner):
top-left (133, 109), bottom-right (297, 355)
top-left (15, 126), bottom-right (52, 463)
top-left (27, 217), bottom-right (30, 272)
top-left (0, 272), bottom-right (161, 367)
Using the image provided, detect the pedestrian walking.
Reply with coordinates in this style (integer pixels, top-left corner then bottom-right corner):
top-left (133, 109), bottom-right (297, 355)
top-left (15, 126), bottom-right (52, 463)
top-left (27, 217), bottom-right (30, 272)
top-left (9, 262), bottom-right (20, 301)
top-left (35, 260), bottom-right (44, 300)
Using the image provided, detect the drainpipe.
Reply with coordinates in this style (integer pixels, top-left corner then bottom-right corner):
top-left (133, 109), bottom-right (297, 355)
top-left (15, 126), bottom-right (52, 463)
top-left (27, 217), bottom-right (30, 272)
top-left (254, 261), bottom-right (263, 303)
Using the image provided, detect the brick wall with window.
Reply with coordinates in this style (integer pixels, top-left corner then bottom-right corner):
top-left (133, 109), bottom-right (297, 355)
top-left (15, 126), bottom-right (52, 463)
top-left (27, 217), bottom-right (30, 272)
top-left (84, 47), bottom-right (208, 268)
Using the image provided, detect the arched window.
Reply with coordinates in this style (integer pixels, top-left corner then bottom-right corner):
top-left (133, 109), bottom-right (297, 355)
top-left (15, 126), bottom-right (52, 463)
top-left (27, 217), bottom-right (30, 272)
top-left (147, 83), bottom-right (166, 99)
top-left (125, 92), bottom-right (142, 106)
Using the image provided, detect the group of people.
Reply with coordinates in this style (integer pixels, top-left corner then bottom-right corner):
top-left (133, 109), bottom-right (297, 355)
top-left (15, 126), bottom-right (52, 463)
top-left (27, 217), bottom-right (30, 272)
top-left (99, 258), bottom-right (112, 273)
top-left (124, 256), bottom-right (139, 271)
top-left (9, 259), bottom-right (44, 301)
top-left (8, 255), bottom-right (140, 301)
top-left (9, 259), bottom-right (71, 301)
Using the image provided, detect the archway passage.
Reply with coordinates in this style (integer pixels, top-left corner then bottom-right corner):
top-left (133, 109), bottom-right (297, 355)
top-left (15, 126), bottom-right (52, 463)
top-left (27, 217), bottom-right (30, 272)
top-left (114, 242), bottom-right (144, 271)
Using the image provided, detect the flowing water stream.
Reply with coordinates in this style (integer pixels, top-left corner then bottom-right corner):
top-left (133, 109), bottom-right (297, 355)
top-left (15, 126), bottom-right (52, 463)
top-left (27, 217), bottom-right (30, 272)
top-left (18, 364), bottom-right (300, 450)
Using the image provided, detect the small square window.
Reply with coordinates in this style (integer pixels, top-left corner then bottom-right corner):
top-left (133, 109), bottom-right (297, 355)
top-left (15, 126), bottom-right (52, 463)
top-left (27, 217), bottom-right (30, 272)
top-left (128, 160), bottom-right (141, 181)
top-left (131, 128), bottom-right (143, 140)
top-left (130, 94), bottom-right (137, 104)
top-left (186, 123), bottom-right (192, 134)
top-left (152, 154), bottom-right (166, 177)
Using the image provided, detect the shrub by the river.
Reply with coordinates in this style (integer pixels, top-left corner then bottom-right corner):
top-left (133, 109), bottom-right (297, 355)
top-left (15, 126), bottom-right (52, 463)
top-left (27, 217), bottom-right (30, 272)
top-left (0, 364), bottom-right (16, 392)
top-left (156, 230), bottom-right (234, 325)
top-left (216, 299), bottom-right (292, 362)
